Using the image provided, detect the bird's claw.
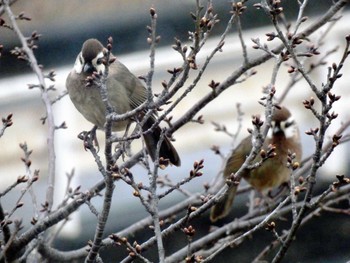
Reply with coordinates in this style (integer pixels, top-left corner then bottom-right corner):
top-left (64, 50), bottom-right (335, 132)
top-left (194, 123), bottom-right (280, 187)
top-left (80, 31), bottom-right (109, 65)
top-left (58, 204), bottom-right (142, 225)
top-left (78, 126), bottom-right (99, 152)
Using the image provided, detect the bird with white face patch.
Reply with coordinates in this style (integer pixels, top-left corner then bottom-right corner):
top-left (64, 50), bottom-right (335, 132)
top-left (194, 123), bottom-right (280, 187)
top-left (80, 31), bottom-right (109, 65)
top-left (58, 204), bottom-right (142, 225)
top-left (210, 107), bottom-right (302, 222)
top-left (66, 38), bottom-right (181, 166)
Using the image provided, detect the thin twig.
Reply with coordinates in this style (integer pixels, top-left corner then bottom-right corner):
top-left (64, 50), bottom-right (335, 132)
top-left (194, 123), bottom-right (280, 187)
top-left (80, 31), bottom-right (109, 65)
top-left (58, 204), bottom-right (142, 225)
top-left (3, 0), bottom-right (57, 213)
top-left (85, 38), bottom-right (115, 263)
top-left (202, 197), bottom-right (291, 262)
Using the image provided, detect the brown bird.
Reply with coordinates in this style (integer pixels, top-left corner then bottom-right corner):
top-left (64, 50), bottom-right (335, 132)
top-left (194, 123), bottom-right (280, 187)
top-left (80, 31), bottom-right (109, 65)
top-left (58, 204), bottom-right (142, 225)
top-left (210, 107), bottom-right (302, 222)
top-left (66, 38), bottom-right (181, 166)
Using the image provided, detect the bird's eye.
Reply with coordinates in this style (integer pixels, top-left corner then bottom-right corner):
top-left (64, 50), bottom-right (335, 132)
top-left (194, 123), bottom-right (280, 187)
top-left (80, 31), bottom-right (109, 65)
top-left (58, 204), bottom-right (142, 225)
top-left (79, 55), bottom-right (84, 64)
top-left (284, 120), bottom-right (295, 128)
top-left (96, 58), bottom-right (103, 65)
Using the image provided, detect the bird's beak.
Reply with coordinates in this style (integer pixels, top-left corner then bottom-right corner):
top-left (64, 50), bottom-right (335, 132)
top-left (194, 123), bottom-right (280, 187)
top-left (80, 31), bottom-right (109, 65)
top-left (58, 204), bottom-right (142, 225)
top-left (83, 62), bottom-right (95, 74)
top-left (273, 122), bottom-right (282, 135)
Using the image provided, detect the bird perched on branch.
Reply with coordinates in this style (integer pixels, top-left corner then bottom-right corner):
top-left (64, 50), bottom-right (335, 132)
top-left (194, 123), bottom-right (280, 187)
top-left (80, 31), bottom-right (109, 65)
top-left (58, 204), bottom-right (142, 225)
top-left (66, 38), bottom-right (180, 166)
top-left (210, 107), bottom-right (302, 222)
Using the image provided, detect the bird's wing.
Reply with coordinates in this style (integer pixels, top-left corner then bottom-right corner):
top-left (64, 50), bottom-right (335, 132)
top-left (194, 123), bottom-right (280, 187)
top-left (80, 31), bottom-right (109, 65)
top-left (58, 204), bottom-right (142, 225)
top-left (210, 135), bottom-right (252, 222)
top-left (110, 60), bottom-right (148, 109)
top-left (224, 135), bottom-right (252, 177)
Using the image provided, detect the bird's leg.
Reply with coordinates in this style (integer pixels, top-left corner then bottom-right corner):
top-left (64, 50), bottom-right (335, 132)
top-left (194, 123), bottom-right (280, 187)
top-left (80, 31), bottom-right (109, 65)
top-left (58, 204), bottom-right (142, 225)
top-left (77, 125), bottom-right (99, 152)
top-left (248, 190), bottom-right (256, 213)
top-left (259, 183), bottom-right (289, 210)
top-left (261, 194), bottom-right (274, 211)
top-left (247, 189), bottom-right (275, 212)
top-left (268, 182), bottom-right (289, 200)
top-left (119, 121), bottom-right (132, 161)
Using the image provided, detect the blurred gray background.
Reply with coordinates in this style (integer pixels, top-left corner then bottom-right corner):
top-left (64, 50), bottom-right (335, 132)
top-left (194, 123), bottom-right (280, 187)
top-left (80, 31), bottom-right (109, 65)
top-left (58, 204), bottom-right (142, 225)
top-left (0, 1), bottom-right (349, 262)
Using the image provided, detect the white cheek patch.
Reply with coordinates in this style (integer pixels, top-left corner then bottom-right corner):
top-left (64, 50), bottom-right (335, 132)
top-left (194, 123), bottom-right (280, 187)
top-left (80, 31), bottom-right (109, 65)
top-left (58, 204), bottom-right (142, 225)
top-left (268, 118), bottom-right (298, 139)
top-left (73, 53), bottom-right (84, 74)
top-left (282, 117), bottom-right (298, 139)
top-left (267, 121), bottom-right (274, 139)
top-left (92, 51), bottom-right (106, 73)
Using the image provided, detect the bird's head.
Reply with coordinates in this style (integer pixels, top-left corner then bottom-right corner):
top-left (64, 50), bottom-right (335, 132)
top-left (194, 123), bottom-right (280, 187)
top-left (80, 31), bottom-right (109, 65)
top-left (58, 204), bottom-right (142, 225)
top-left (269, 107), bottom-right (298, 139)
top-left (74, 39), bottom-right (106, 74)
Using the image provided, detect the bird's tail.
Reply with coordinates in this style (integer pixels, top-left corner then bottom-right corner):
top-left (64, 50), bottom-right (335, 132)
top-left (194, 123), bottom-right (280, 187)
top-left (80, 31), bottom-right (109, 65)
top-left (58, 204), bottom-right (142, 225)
top-left (210, 184), bottom-right (239, 222)
top-left (142, 116), bottom-right (181, 167)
